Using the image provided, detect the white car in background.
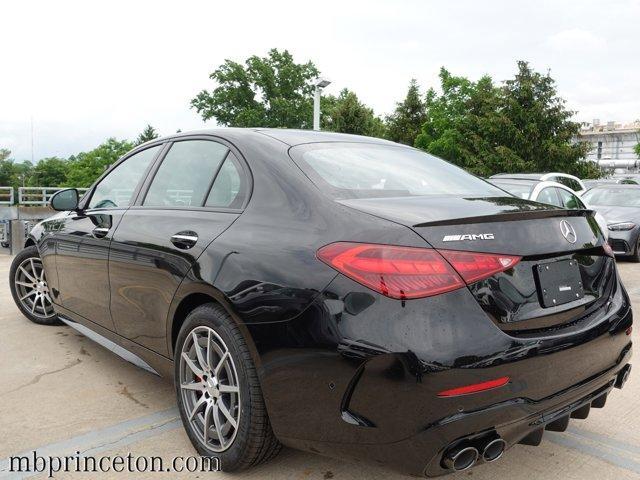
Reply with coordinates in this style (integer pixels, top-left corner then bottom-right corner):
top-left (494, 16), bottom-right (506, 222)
top-left (488, 177), bottom-right (608, 238)
top-left (490, 172), bottom-right (587, 195)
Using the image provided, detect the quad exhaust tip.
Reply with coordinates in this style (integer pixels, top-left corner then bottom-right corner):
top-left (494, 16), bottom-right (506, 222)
top-left (482, 438), bottom-right (506, 462)
top-left (443, 446), bottom-right (479, 471)
top-left (443, 435), bottom-right (506, 471)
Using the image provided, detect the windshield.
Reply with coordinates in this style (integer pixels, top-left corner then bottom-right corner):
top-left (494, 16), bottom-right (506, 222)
top-left (293, 144), bottom-right (505, 199)
top-left (582, 188), bottom-right (640, 207)
top-left (490, 181), bottom-right (532, 199)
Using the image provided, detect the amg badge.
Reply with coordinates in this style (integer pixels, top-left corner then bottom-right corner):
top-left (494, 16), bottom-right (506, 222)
top-left (442, 233), bottom-right (495, 242)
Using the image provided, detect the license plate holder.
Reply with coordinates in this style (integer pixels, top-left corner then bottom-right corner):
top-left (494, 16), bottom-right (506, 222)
top-left (535, 259), bottom-right (584, 308)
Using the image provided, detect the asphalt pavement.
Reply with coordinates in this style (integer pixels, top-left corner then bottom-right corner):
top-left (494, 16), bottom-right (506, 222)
top-left (0, 253), bottom-right (638, 479)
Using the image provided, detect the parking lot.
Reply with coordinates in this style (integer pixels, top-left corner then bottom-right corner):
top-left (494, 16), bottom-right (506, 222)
top-left (0, 253), bottom-right (639, 480)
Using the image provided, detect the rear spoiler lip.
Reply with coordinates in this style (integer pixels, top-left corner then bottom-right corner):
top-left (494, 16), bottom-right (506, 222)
top-left (413, 209), bottom-right (594, 228)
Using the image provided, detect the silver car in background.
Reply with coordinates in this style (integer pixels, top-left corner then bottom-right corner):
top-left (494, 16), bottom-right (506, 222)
top-left (582, 185), bottom-right (640, 261)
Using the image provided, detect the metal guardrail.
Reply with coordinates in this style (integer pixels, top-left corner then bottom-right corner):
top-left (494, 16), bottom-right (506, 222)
top-left (4, 187), bottom-right (193, 206)
top-left (18, 187), bottom-right (88, 206)
top-left (0, 221), bottom-right (8, 246)
top-left (0, 187), bottom-right (14, 205)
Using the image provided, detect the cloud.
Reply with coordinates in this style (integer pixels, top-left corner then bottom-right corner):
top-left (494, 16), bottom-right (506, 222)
top-left (572, 82), bottom-right (614, 104)
top-left (1, 1), bottom-right (638, 160)
top-left (546, 29), bottom-right (606, 53)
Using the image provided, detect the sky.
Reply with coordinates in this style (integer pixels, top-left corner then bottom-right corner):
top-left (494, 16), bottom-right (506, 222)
top-left (2, 0), bottom-right (639, 162)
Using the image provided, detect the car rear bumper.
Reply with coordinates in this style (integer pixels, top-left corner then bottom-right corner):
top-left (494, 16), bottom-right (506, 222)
top-left (418, 353), bottom-right (632, 476)
top-left (272, 270), bottom-right (633, 476)
top-left (282, 346), bottom-right (632, 477)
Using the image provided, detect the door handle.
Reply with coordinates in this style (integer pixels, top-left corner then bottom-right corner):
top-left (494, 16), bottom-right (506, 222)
top-left (170, 231), bottom-right (198, 249)
top-left (92, 227), bottom-right (110, 239)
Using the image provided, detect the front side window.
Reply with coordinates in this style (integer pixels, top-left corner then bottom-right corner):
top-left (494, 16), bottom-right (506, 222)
top-left (89, 145), bottom-right (161, 209)
top-left (144, 140), bottom-right (229, 207)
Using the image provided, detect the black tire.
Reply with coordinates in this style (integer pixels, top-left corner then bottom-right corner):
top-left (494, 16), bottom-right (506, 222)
top-left (9, 245), bottom-right (61, 325)
top-left (174, 303), bottom-right (281, 471)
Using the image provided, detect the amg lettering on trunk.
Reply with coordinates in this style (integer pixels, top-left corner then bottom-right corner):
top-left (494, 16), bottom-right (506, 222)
top-left (442, 234), bottom-right (495, 242)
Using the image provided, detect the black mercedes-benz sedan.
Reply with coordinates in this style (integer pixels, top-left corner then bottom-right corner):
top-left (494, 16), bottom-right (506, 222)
top-left (9, 129), bottom-right (632, 476)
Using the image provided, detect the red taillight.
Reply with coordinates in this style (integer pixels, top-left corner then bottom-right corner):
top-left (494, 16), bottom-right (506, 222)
top-left (317, 242), bottom-right (520, 300)
top-left (317, 242), bottom-right (464, 299)
top-left (438, 250), bottom-right (521, 284)
top-left (437, 376), bottom-right (510, 397)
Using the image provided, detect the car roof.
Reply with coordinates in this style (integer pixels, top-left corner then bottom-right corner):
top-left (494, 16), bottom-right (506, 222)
top-left (489, 178), bottom-right (538, 185)
top-left (490, 172), bottom-right (583, 183)
top-left (147, 127), bottom-right (398, 148)
top-left (586, 183), bottom-right (640, 190)
top-left (490, 173), bottom-right (545, 180)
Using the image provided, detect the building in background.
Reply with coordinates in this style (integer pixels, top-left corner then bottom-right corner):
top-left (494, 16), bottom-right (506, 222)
top-left (578, 120), bottom-right (640, 172)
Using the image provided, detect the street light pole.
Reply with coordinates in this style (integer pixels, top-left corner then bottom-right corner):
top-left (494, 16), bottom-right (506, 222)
top-left (313, 78), bottom-right (331, 131)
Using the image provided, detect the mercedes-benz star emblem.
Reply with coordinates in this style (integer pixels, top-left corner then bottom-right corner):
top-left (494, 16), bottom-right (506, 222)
top-left (560, 220), bottom-right (577, 244)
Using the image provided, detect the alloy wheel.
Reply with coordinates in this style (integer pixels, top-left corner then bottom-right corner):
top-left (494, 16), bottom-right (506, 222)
top-left (14, 256), bottom-right (55, 319)
top-left (179, 326), bottom-right (241, 452)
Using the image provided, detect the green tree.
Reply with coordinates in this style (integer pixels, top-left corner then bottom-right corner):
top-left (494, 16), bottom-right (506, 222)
top-left (415, 68), bottom-right (507, 175)
top-left (136, 124), bottom-right (159, 145)
top-left (323, 89), bottom-right (386, 137)
top-left (0, 149), bottom-right (14, 186)
top-left (13, 161), bottom-right (34, 187)
top-left (0, 149), bottom-right (34, 190)
top-left (191, 48), bottom-right (319, 128)
top-left (28, 157), bottom-right (69, 187)
top-left (64, 138), bottom-right (133, 188)
top-left (0, 159), bottom-right (15, 186)
top-left (386, 79), bottom-right (427, 145)
top-left (499, 61), bottom-right (596, 177)
top-left (635, 141), bottom-right (640, 158)
top-left (416, 62), bottom-right (600, 178)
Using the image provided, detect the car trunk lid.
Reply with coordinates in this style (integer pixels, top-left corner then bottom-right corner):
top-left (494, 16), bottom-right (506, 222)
top-left (339, 195), bottom-right (613, 333)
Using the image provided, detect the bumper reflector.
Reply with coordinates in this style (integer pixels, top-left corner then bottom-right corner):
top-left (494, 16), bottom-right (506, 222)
top-left (437, 376), bottom-right (510, 397)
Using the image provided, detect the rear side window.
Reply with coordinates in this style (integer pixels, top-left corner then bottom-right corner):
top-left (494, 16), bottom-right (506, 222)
top-left (290, 143), bottom-right (504, 199)
top-left (536, 187), bottom-right (562, 207)
top-left (205, 153), bottom-right (247, 209)
top-left (89, 145), bottom-right (160, 209)
top-left (556, 188), bottom-right (584, 209)
top-left (144, 140), bottom-right (229, 207)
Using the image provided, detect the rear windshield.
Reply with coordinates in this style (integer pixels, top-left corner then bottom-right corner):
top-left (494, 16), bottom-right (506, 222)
top-left (291, 143), bottom-right (504, 199)
top-left (582, 188), bottom-right (640, 206)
